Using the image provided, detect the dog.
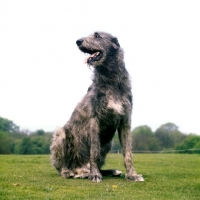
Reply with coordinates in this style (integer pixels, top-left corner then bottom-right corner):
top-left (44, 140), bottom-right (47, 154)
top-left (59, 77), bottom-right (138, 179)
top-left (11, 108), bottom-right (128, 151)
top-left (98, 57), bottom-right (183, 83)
top-left (50, 31), bottom-right (144, 183)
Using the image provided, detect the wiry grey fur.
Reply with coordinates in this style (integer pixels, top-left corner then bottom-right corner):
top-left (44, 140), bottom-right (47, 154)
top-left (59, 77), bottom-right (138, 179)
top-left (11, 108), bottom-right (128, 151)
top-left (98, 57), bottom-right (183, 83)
top-left (50, 31), bottom-right (144, 183)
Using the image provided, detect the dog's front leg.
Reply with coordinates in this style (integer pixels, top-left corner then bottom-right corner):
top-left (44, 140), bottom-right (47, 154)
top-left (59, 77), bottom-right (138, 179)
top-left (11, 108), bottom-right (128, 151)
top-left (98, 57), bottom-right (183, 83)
top-left (88, 118), bottom-right (102, 183)
top-left (118, 124), bottom-right (144, 182)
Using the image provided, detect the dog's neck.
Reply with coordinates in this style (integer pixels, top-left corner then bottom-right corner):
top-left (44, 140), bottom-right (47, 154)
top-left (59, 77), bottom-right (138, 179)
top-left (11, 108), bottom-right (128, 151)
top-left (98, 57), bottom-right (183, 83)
top-left (93, 62), bottom-right (131, 96)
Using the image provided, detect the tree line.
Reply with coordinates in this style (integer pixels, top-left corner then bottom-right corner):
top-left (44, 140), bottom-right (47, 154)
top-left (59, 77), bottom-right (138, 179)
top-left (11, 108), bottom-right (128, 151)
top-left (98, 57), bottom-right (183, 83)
top-left (134, 123), bottom-right (185, 151)
top-left (0, 117), bottom-right (51, 154)
top-left (112, 123), bottom-right (200, 153)
top-left (0, 116), bottom-right (200, 154)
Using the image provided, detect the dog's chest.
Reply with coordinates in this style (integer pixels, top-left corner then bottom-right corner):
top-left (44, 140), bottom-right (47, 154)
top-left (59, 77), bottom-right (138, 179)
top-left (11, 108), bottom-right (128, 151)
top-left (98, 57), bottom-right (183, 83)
top-left (107, 98), bottom-right (124, 115)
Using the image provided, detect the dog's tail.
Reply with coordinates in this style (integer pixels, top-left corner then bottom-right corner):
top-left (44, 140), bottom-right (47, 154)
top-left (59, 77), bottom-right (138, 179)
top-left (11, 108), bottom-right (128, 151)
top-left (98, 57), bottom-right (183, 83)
top-left (50, 128), bottom-right (65, 174)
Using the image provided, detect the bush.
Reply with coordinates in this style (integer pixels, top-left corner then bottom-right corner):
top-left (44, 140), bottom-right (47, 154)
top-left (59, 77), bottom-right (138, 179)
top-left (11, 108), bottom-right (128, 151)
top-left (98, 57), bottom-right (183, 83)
top-left (175, 134), bottom-right (200, 153)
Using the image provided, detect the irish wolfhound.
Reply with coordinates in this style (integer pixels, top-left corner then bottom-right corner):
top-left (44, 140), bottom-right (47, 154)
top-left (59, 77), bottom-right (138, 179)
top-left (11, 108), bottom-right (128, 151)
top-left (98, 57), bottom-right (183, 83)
top-left (50, 31), bottom-right (144, 183)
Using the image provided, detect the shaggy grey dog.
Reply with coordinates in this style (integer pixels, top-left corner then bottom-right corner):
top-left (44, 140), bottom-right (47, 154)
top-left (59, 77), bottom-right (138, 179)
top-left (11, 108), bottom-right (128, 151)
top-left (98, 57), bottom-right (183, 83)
top-left (50, 31), bottom-right (144, 183)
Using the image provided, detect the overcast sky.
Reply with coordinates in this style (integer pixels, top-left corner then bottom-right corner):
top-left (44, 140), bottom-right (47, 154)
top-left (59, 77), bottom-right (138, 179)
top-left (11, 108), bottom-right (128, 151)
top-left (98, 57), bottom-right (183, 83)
top-left (0, 0), bottom-right (200, 134)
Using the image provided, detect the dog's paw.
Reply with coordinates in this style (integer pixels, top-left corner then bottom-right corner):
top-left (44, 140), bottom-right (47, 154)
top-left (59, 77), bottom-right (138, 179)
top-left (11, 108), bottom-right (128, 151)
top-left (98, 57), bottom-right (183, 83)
top-left (61, 168), bottom-right (74, 178)
top-left (126, 174), bottom-right (144, 182)
top-left (88, 173), bottom-right (102, 183)
top-left (113, 170), bottom-right (122, 177)
top-left (73, 167), bottom-right (90, 179)
top-left (74, 172), bottom-right (89, 179)
top-left (74, 174), bottom-right (88, 179)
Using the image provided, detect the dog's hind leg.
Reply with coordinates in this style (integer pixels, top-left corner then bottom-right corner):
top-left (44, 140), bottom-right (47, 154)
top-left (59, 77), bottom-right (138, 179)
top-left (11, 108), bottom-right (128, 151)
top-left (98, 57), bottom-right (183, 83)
top-left (50, 128), bottom-right (65, 174)
top-left (50, 128), bottom-right (74, 178)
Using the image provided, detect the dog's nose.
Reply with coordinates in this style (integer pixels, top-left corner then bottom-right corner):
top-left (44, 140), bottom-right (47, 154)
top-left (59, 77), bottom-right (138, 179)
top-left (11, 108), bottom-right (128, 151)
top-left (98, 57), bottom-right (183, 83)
top-left (76, 39), bottom-right (83, 46)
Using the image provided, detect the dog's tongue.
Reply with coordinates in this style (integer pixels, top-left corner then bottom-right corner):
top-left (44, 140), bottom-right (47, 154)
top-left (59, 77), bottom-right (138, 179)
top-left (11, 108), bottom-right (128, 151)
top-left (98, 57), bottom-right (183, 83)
top-left (84, 52), bottom-right (99, 64)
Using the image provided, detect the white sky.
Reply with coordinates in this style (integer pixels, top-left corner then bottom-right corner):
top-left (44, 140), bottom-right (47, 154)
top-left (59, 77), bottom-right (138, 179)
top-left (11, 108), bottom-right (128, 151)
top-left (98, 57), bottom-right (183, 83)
top-left (0, 0), bottom-right (200, 134)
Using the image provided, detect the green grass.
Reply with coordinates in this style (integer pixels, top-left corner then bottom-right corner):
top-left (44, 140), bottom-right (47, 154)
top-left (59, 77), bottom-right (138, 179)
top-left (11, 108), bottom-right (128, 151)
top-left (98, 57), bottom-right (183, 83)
top-left (0, 154), bottom-right (199, 200)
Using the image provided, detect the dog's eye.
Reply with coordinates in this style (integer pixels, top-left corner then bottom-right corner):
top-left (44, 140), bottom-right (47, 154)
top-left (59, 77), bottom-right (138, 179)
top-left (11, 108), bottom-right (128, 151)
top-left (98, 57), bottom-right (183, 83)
top-left (94, 32), bottom-right (101, 38)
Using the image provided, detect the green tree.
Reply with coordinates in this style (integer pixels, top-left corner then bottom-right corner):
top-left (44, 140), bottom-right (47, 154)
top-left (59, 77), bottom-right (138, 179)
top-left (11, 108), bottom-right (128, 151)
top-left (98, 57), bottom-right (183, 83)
top-left (18, 137), bottom-right (33, 154)
top-left (132, 126), bottom-right (161, 152)
top-left (169, 130), bottom-right (186, 146)
top-left (0, 116), bottom-right (52, 154)
top-left (155, 122), bottom-right (185, 149)
top-left (34, 129), bottom-right (45, 136)
top-left (0, 131), bottom-right (13, 154)
top-left (0, 117), bottom-right (19, 132)
top-left (30, 136), bottom-right (50, 154)
top-left (175, 134), bottom-right (200, 153)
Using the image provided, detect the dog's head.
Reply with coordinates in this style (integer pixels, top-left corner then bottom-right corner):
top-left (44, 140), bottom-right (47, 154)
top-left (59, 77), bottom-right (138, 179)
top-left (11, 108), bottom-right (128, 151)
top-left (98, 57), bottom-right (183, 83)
top-left (76, 31), bottom-right (121, 67)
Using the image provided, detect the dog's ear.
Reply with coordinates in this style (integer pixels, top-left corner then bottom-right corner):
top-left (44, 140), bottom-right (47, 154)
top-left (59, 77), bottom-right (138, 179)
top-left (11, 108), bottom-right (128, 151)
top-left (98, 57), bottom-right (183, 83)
top-left (111, 37), bottom-right (120, 48)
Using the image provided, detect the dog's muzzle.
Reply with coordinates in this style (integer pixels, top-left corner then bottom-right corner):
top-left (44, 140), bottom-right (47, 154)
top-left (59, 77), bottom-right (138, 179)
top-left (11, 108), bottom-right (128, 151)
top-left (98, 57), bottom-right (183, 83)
top-left (76, 38), bottom-right (103, 65)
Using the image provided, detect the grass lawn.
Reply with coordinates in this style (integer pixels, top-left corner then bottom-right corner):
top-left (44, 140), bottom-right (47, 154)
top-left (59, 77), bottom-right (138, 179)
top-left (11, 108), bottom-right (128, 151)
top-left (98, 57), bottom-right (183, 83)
top-left (0, 153), bottom-right (199, 200)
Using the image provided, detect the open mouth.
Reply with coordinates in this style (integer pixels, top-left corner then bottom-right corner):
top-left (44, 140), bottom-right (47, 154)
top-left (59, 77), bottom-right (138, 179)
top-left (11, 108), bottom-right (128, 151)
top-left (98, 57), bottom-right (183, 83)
top-left (79, 47), bottom-right (103, 64)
